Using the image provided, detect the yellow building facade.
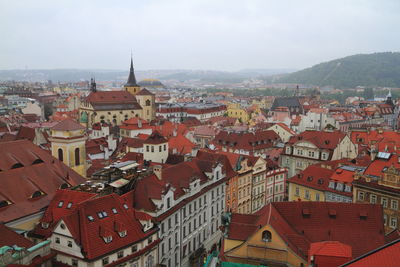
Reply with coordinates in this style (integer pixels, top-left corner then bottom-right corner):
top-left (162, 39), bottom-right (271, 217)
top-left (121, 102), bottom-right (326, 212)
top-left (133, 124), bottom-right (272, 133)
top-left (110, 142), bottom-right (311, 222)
top-left (288, 182), bottom-right (325, 202)
top-left (224, 224), bottom-right (306, 267)
top-left (49, 120), bottom-right (87, 177)
top-left (227, 103), bottom-right (250, 124)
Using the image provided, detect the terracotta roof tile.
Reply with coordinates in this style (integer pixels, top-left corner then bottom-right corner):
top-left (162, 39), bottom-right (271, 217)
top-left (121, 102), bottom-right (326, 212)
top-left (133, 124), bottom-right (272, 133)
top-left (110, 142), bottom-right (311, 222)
top-left (0, 140), bottom-right (85, 223)
top-left (52, 119), bottom-right (85, 131)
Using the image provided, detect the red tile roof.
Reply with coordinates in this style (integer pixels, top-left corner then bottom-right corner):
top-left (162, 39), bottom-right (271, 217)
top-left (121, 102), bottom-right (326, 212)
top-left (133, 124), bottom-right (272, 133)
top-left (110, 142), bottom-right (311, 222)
top-left (16, 126), bottom-right (36, 141)
top-left (168, 134), bottom-right (196, 155)
top-left (213, 130), bottom-right (280, 152)
top-left (86, 91), bottom-right (136, 104)
top-left (0, 224), bottom-right (34, 248)
top-left (136, 88), bottom-right (154, 96)
top-left (341, 239), bottom-right (400, 267)
top-left (52, 119), bottom-right (85, 131)
top-left (32, 189), bottom-right (96, 238)
top-left (309, 241), bottom-right (352, 267)
top-left (54, 193), bottom-right (157, 260)
top-left (228, 202), bottom-right (385, 260)
top-left (287, 130), bottom-right (346, 150)
top-left (363, 153), bottom-right (400, 178)
top-left (144, 131), bottom-right (167, 144)
top-left (0, 140), bottom-right (85, 223)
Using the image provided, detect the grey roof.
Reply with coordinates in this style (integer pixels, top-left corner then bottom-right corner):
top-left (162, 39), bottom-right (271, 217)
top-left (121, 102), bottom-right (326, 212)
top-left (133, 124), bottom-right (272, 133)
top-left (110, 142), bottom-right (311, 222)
top-left (271, 97), bottom-right (302, 110)
top-left (124, 57), bottom-right (138, 87)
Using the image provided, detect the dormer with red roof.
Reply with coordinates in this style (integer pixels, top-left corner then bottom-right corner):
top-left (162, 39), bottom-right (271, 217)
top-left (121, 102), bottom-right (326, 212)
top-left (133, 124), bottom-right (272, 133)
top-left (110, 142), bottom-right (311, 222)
top-left (120, 117), bottom-right (152, 138)
top-left (48, 193), bottom-right (159, 266)
top-left (282, 130), bottom-right (358, 177)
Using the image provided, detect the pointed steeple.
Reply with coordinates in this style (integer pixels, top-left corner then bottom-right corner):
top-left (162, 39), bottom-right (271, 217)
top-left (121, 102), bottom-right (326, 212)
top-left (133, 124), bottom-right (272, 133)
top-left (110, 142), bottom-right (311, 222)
top-left (386, 89), bottom-right (394, 106)
top-left (125, 56), bottom-right (138, 87)
top-left (90, 77), bottom-right (97, 92)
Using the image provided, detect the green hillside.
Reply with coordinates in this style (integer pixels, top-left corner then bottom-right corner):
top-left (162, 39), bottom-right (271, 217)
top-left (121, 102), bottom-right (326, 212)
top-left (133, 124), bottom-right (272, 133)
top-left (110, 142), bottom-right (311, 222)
top-left (276, 52), bottom-right (400, 88)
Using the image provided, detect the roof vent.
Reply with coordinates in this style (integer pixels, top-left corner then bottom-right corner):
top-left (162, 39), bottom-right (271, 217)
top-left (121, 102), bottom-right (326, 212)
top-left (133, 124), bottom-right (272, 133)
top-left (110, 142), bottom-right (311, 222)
top-left (302, 208), bottom-right (311, 217)
top-left (359, 211), bottom-right (368, 220)
top-left (11, 163), bottom-right (24, 169)
top-left (329, 209), bottom-right (337, 218)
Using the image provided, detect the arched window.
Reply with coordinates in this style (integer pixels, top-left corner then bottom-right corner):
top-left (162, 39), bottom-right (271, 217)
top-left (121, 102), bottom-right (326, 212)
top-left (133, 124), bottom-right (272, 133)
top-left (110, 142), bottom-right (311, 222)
top-left (75, 148), bottom-right (80, 166)
top-left (58, 148), bottom-right (64, 162)
top-left (262, 230), bottom-right (272, 242)
top-left (146, 99), bottom-right (151, 106)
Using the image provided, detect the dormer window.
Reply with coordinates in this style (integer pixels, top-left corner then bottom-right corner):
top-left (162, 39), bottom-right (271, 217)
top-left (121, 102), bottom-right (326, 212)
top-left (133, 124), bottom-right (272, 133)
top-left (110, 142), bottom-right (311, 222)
top-left (119, 230), bottom-right (127, 237)
top-left (41, 222), bottom-right (49, 229)
top-left (103, 236), bottom-right (112, 243)
top-left (262, 230), bottom-right (272, 242)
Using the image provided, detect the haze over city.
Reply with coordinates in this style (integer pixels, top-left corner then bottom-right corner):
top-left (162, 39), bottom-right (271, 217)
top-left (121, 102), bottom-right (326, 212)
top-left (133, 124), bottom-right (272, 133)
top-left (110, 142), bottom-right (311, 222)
top-left (1, 0), bottom-right (400, 71)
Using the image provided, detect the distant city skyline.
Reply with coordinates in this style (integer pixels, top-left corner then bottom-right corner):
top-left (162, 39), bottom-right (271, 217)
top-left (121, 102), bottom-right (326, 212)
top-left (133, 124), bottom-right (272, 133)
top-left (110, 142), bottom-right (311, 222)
top-left (1, 0), bottom-right (399, 71)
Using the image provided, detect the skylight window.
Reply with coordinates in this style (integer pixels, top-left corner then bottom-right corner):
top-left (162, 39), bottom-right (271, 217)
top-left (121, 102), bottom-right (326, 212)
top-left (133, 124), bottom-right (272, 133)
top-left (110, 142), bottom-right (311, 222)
top-left (123, 204), bottom-right (129, 210)
top-left (88, 216), bottom-right (94, 222)
top-left (58, 201), bottom-right (64, 208)
top-left (97, 212), bottom-right (104, 219)
top-left (67, 202), bottom-right (72, 209)
top-left (112, 208), bottom-right (118, 214)
top-left (102, 211), bottom-right (108, 217)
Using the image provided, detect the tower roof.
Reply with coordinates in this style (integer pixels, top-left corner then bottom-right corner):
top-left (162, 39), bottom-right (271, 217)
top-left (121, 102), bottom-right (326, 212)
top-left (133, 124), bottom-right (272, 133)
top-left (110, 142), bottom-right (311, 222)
top-left (124, 57), bottom-right (139, 87)
top-left (52, 119), bottom-right (85, 131)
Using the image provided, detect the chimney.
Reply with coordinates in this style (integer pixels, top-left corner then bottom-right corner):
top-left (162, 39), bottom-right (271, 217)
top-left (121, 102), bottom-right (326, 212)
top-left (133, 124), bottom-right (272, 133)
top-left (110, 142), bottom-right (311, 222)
top-left (153, 165), bottom-right (162, 180)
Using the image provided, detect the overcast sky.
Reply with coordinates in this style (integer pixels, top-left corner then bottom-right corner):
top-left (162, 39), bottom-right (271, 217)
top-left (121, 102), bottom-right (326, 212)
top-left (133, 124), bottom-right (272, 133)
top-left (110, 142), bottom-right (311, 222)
top-left (1, 0), bottom-right (399, 71)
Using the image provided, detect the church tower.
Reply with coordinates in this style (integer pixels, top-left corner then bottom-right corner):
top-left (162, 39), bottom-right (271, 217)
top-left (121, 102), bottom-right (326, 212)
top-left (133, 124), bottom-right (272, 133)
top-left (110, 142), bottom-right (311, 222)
top-left (124, 57), bottom-right (141, 95)
top-left (49, 119), bottom-right (87, 177)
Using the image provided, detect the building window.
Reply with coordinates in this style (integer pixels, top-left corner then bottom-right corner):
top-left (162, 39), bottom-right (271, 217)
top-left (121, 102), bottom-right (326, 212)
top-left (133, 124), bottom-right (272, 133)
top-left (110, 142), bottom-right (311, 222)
top-left (392, 200), bottom-right (398, 210)
top-left (167, 198), bottom-right (171, 209)
top-left (58, 148), bottom-right (63, 162)
top-left (159, 146), bottom-right (162, 152)
top-left (262, 230), bottom-right (272, 242)
top-left (119, 230), bottom-right (127, 237)
top-left (68, 241), bottom-right (73, 247)
top-left (151, 146), bottom-right (154, 152)
top-left (357, 191), bottom-right (364, 201)
top-left (72, 259), bottom-right (78, 266)
top-left (103, 236), bottom-right (112, 243)
top-left (74, 147), bottom-right (80, 166)
top-left (146, 145), bottom-right (149, 152)
top-left (118, 250), bottom-right (124, 259)
top-left (370, 194), bottom-right (377, 204)
top-left (382, 198), bottom-right (388, 208)
top-left (305, 190), bottom-right (310, 200)
top-left (316, 193), bottom-right (320, 201)
top-left (102, 257), bottom-right (109, 266)
top-left (131, 245), bottom-right (138, 253)
top-left (295, 187), bottom-right (300, 196)
top-left (390, 217), bottom-right (398, 228)
top-left (55, 237), bottom-right (60, 244)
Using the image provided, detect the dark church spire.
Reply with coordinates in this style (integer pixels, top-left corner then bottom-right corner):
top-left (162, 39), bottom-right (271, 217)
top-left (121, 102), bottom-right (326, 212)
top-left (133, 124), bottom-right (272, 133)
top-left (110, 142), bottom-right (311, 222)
top-left (90, 77), bottom-right (97, 92)
top-left (125, 55), bottom-right (138, 87)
